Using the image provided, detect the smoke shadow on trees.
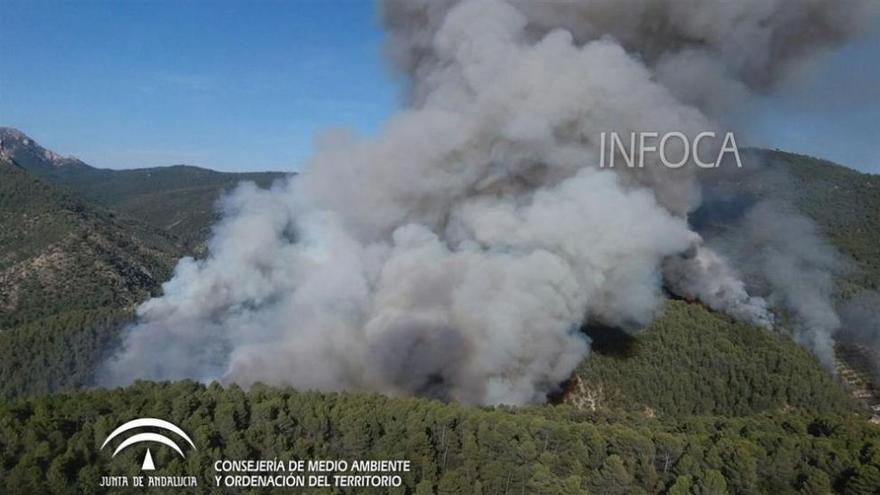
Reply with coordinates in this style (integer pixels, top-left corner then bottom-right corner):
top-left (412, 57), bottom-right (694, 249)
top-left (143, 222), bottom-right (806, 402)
top-left (581, 323), bottom-right (639, 359)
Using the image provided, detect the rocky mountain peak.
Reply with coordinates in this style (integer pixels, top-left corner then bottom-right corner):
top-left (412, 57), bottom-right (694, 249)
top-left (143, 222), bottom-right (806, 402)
top-left (0, 127), bottom-right (91, 169)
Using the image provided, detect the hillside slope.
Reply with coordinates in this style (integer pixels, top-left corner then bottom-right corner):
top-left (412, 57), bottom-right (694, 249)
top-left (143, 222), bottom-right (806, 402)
top-left (0, 158), bottom-right (183, 328)
top-left (767, 149), bottom-right (880, 292)
top-left (574, 300), bottom-right (858, 417)
top-left (0, 127), bottom-right (288, 251)
top-left (0, 130), bottom-right (288, 401)
top-left (0, 158), bottom-right (185, 398)
top-left (700, 149), bottom-right (880, 293)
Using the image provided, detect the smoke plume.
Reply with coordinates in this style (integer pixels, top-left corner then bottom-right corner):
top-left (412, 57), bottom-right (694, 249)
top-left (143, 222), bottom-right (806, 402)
top-left (707, 200), bottom-right (847, 367)
top-left (101, 0), bottom-right (877, 404)
top-left (839, 291), bottom-right (880, 378)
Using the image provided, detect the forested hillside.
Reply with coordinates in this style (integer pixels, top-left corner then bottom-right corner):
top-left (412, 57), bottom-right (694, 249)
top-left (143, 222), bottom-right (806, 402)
top-left (0, 132), bottom-right (287, 402)
top-left (576, 300), bottom-right (858, 417)
top-left (0, 158), bottom-right (184, 400)
top-left (765, 149), bottom-right (880, 292)
top-left (704, 149), bottom-right (880, 293)
top-left (34, 165), bottom-right (287, 252)
top-left (0, 158), bottom-right (182, 328)
top-left (1, 381), bottom-right (879, 494)
top-left (0, 309), bottom-right (131, 399)
top-left (0, 127), bottom-right (288, 251)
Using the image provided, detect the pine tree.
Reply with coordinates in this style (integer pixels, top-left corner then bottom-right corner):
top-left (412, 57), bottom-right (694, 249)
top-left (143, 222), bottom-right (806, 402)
top-left (695, 469), bottom-right (729, 495)
top-left (844, 464), bottom-right (880, 495)
top-left (591, 455), bottom-right (633, 495)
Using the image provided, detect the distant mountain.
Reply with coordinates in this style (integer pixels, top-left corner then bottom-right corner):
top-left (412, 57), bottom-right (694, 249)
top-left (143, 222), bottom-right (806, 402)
top-left (0, 158), bottom-right (183, 328)
top-left (0, 128), bottom-right (295, 400)
top-left (0, 129), bottom-right (291, 398)
top-left (0, 127), bottom-right (90, 171)
top-left (0, 157), bottom-right (187, 397)
top-left (0, 127), bottom-right (289, 252)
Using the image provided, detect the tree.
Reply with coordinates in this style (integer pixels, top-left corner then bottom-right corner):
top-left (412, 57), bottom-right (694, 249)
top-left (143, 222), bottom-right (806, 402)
top-left (694, 470), bottom-right (728, 495)
top-left (844, 464), bottom-right (880, 495)
top-left (668, 475), bottom-right (694, 495)
top-left (799, 468), bottom-right (832, 494)
top-left (591, 455), bottom-right (633, 495)
top-left (415, 479), bottom-right (435, 495)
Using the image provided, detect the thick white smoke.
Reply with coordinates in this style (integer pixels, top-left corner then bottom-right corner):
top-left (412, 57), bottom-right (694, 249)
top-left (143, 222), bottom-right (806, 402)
top-left (663, 246), bottom-right (774, 329)
top-left (708, 201), bottom-right (847, 368)
top-left (101, 0), bottom-right (877, 403)
top-left (693, 153), bottom-right (870, 370)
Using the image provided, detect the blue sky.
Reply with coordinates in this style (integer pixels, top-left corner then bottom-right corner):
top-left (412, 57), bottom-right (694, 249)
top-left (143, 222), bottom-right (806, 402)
top-left (1, 0), bottom-right (399, 172)
top-left (1, 1), bottom-right (878, 173)
top-left (746, 20), bottom-right (880, 174)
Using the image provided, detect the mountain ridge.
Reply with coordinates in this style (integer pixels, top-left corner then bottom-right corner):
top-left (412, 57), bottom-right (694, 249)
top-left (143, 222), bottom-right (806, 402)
top-left (0, 127), bottom-right (90, 171)
top-left (0, 127), bottom-right (290, 252)
top-left (0, 156), bottom-right (183, 328)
